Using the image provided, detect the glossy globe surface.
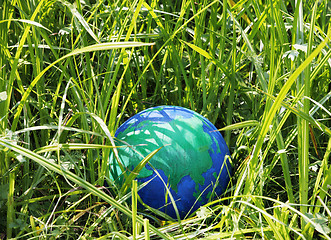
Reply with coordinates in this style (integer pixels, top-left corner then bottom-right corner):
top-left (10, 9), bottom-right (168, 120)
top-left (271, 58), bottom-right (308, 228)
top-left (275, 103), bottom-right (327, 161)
top-left (110, 106), bottom-right (231, 219)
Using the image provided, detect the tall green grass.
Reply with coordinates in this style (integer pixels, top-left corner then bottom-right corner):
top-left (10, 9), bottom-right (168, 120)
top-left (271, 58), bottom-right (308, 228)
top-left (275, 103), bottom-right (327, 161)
top-left (0, 0), bottom-right (330, 239)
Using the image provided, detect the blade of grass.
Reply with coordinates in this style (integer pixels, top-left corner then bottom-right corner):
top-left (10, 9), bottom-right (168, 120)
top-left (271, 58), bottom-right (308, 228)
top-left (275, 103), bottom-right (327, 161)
top-left (120, 147), bottom-right (163, 194)
top-left (225, 21), bottom-right (237, 146)
top-left (35, 143), bottom-right (118, 154)
top-left (218, 120), bottom-right (260, 131)
top-left (60, 0), bottom-right (100, 43)
top-left (144, 218), bottom-right (150, 240)
top-left (312, 137), bottom-right (331, 214)
top-left (302, 2), bottom-right (318, 226)
top-left (132, 180), bottom-right (138, 239)
top-left (295, 0), bottom-right (309, 227)
top-left (7, 170), bottom-right (15, 239)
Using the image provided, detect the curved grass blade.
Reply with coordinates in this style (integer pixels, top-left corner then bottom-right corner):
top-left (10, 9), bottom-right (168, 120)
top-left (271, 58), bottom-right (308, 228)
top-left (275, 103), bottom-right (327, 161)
top-left (0, 19), bottom-right (51, 32)
top-left (35, 143), bottom-right (119, 154)
top-left (120, 146), bottom-right (163, 194)
top-left (180, 40), bottom-right (230, 78)
top-left (217, 120), bottom-right (260, 131)
top-left (15, 125), bottom-right (103, 138)
top-left (60, 0), bottom-right (100, 43)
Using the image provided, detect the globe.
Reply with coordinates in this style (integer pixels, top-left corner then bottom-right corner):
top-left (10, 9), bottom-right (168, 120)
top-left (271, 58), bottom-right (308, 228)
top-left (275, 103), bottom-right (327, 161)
top-left (109, 106), bottom-right (232, 219)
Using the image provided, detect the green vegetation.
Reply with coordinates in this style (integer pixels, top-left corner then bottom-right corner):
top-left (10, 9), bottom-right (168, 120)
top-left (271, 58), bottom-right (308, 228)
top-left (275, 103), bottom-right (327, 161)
top-left (0, 0), bottom-right (330, 239)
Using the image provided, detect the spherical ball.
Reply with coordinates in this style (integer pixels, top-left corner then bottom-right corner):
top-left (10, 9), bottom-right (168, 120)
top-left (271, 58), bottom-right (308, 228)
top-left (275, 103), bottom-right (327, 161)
top-left (109, 106), bottom-right (232, 219)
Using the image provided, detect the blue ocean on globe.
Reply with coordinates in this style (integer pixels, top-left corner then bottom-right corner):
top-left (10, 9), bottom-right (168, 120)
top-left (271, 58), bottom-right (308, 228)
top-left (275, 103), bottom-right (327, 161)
top-left (109, 106), bottom-right (232, 219)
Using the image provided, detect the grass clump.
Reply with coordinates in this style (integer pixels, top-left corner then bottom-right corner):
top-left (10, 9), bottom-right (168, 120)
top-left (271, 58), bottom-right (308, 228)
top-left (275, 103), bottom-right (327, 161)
top-left (0, 0), bottom-right (330, 239)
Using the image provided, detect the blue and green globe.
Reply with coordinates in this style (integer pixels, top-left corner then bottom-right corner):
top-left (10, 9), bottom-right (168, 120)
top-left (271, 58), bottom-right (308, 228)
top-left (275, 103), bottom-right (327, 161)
top-left (110, 106), bottom-right (232, 219)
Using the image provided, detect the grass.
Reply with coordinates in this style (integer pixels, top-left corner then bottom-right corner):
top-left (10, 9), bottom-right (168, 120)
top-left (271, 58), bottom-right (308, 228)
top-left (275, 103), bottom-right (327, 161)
top-left (0, 0), bottom-right (330, 239)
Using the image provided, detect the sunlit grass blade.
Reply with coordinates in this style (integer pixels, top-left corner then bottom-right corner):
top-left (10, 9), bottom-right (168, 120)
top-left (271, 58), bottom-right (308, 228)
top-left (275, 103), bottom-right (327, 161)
top-left (312, 137), bottom-right (331, 214)
top-left (180, 40), bottom-right (230, 78)
top-left (120, 147), bottom-right (163, 194)
top-left (132, 180), bottom-right (138, 239)
top-left (0, 19), bottom-right (51, 31)
top-left (60, 0), bottom-right (100, 43)
top-left (218, 120), bottom-right (260, 131)
top-left (35, 143), bottom-right (118, 154)
top-left (6, 171), bottom-right (15, 239)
